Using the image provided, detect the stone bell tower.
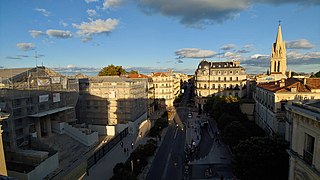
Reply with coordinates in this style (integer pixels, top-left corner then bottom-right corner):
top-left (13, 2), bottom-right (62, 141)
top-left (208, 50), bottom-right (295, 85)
top-left (270, 22), bottom-right (287, 75)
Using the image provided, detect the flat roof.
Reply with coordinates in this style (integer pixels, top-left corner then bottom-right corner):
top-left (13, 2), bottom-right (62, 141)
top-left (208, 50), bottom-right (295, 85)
top-left (28, 106), bottom-right (73, 117)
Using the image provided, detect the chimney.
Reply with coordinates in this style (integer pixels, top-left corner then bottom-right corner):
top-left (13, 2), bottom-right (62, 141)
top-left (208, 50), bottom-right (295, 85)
top-left (279, 79), bottom-right (285, 87)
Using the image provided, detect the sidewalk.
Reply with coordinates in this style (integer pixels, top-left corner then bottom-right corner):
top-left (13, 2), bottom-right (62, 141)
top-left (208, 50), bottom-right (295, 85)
top-left (83, 110), bottom-right (165, 180)
top-left (186, 112), bottom-right (202, 147)
top-left (189, 117), bottom-right (233, 178)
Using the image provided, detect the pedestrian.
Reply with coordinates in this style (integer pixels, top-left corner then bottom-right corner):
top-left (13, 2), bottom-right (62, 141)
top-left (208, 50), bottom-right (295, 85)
top-left (126, 148), bottom-right (129, 156)
top-left (120, 141), bottom-right (123, 148)
top-left (131, 142), bottom-right (134, 149)
top-left (124, 147), bottom-right (126, 154)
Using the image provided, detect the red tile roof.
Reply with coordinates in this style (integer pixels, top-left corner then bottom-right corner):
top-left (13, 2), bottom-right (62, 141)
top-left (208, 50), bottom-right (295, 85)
top-left (306, 78), bottom-right (320, 90)
top-left (127, 73), bottom-right (149, 78)
top-left (256, 78), bottom-right (318, 92)
top-left (152, 72), bottom-right (167, 77)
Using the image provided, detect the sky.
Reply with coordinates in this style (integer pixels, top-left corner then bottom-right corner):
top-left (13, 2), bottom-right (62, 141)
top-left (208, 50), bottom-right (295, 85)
top-left (0, 0), bottom-right (319, 75)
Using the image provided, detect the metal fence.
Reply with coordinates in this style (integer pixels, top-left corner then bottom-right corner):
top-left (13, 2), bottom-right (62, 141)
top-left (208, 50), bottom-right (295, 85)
top-left (87, 127), bottom-right (129, 170)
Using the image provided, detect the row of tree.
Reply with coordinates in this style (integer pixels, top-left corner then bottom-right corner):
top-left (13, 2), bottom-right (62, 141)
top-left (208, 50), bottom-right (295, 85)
top-left (98, 64), bottom-right (138, 76)
top-left (204, 96), bottom-right (289, 180)
top-left (111, 139), bottom-right (157, 180)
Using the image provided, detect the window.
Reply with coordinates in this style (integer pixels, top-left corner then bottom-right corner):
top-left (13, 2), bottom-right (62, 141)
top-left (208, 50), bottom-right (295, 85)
top-left (224, 84), bottom-right (226, 88)
top-left (204, 84), bottom-right (207, 89)
top-left (236, 77), bottom-right (239, 81)
top-left (224, 77), bottom-right (226, 81)
top-left (230, 77), bottom-right (232, 81)
top-left (212, 84), bottom-right (215, 89)
top-left (304, 133), bottom-right (315, 165)
top-left (230, 70), bottom-right (233, 74)
top-left (218, 77), bottom-right (221, 81)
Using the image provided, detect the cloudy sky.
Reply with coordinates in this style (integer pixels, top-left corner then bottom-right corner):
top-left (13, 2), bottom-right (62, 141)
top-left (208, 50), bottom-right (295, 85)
top-left (0, 0), bottom-right (319, 75)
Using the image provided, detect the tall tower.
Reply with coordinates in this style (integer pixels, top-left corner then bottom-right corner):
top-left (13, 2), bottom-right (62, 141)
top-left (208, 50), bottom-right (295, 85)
top-left (270, 22), bottom-right (286, 75)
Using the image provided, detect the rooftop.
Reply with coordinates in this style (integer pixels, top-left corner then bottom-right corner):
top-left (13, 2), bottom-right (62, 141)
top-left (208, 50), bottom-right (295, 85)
top-left (257, 78), bottom-right (320, 93)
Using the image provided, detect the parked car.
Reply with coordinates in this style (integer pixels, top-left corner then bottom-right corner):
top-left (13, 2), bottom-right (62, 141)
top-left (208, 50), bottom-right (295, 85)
top-left (188, 113), bottom-right (192, 118)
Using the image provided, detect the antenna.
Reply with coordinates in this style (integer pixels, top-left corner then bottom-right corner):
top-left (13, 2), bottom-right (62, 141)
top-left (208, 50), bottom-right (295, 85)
top-left (35, 51), bottom-right (38, 67)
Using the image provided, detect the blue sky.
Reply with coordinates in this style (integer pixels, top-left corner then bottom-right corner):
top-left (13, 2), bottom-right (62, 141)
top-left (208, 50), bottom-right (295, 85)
top-left (0, 0), bottom-right (319, 75)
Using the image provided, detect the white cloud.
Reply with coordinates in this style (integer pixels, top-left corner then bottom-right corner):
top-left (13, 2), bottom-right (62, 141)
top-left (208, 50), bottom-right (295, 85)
top-left (29, 30), bottom-right (45, 38)
top-left (73, 19), bottom-right (119, 36)
top-left (81, 36), bottom-right (93, 42)
top-left (46, 29), bottom-right (72, 39)
top-left (103, 0), bottom-right (121, 9)
top-left (224, 51), bottom-right (242, 60)
top-left (175, 48), bottom-right (216, 59)
top-left (85, 0), bottom-right (99, 3)
top-left (287, 51), bottom-right (320, 64)
top-left (59, 21), bottom-right (68, 27)
top-left (250, 54), bottom-right (269, 59)
top-left (220, 44), bottom-right (236, 51)
top-left (34, 8), bottom-right (51, 17)
top-left (87, 9), bottom-right (98, 17)
top-left (286, 39), bottom-right (316, 49)
top-left (16, 43), bottom-right (35, 51)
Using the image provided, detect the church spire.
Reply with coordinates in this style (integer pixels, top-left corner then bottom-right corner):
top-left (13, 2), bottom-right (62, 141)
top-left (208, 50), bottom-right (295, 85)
top-left (270, 22), bottom-right (287, 75)
top-left (276, 21), bottom-right (283, 44)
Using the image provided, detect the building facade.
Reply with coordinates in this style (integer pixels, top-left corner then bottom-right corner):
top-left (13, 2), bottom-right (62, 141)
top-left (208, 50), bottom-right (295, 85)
top-left (150, 71), bottom-right (175, 108)
top-left (77, 76), bottom-right (148, 134)
top-left (254, 78), bottom-right (320, 136)
top-left (194, 60), bottom-right (247, 112)
top-left (0, 66), bottom-right (78, 179)
top-left (286, 101), bottom-right (320, 180)
top-left (0, 112), bottom-right (9, 176)
top-left (127, 73), bottom-right (155, 118)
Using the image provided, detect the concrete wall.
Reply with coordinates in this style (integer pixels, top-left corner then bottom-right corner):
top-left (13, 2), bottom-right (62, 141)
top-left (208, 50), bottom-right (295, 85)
top-left (8, 152), bottom-right (59, 180)
top-left (64, 123), bottom-right (98, 146)
top-left (240, 103), bottom-right (255, 121)
top-left (128, 112), bottom-right (147, 135)
top-left (88, 124), bottom-right (116, 136)
top-left (52, 121), bottom-right (98, 146)
top-left (51, 121), bottom-right (65, 134)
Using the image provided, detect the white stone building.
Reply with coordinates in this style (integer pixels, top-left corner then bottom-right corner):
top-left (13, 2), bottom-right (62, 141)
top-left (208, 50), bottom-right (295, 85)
top-left (286, 101), bottom-right (320, 180)
top-left (194, 60), bottom-right (247, 112)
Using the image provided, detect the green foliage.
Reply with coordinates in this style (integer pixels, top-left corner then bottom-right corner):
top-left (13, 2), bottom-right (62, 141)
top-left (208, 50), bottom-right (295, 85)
top-left (111, 140), bottom-right (158, 179)
top-left (217, 113), bottom-right (238, 130)
top-left (312, 70), bottom-right (320, 77)
top-left (128, 70), bottom-right (139, 74)
top-left (111, 162), bottom-right (136, 180)
top-left (98, 64), bottom-right (126, 76)
top-left (222, 121), bottom-right (250, 148)
top-left (232, 137), bottom-right (289, 180)
top-left (149, 113), bottom-right (168, 137)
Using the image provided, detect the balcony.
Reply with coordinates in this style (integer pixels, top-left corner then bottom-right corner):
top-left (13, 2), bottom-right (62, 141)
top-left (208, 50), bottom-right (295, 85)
top-left (303, 150), bottom-right (313, 165)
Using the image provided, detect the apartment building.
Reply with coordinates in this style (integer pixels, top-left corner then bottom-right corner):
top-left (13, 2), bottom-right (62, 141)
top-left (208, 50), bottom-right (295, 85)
top-left (77, 76), bottom-right (148, 135)
top-left (0, 66), bottom-right (79, 179)
top-left (194, 60), bottom-right (247, 112)
top-left (254, 78), bottom-right (320, 137)
top-left (127, 73), bottom-right (155, 118)
top-left (150, 71), bottom-right (175, 108)
top-left (0, 112), bottom-right (9, 176)
top-left (286, 101), bottom-right (320, 180)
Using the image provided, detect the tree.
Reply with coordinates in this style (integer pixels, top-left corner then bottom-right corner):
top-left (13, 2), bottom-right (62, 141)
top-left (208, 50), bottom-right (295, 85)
top-left (128, 70), bottom-right (139, 74)
top-left (311, 70), bottom-right (320, 77)
top-left (232, 137), bottom-right (289, 180)
top-left (222, 121), bottom-right (249, 148)
top-left (217, 113), bottom-right (238, 130)
top-left (98, 64), bottom-right (126, 76)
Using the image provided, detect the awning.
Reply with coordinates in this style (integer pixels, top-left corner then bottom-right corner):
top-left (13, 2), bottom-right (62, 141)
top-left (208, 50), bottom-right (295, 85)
top-left (28, 106), bottom-right (73, 118)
